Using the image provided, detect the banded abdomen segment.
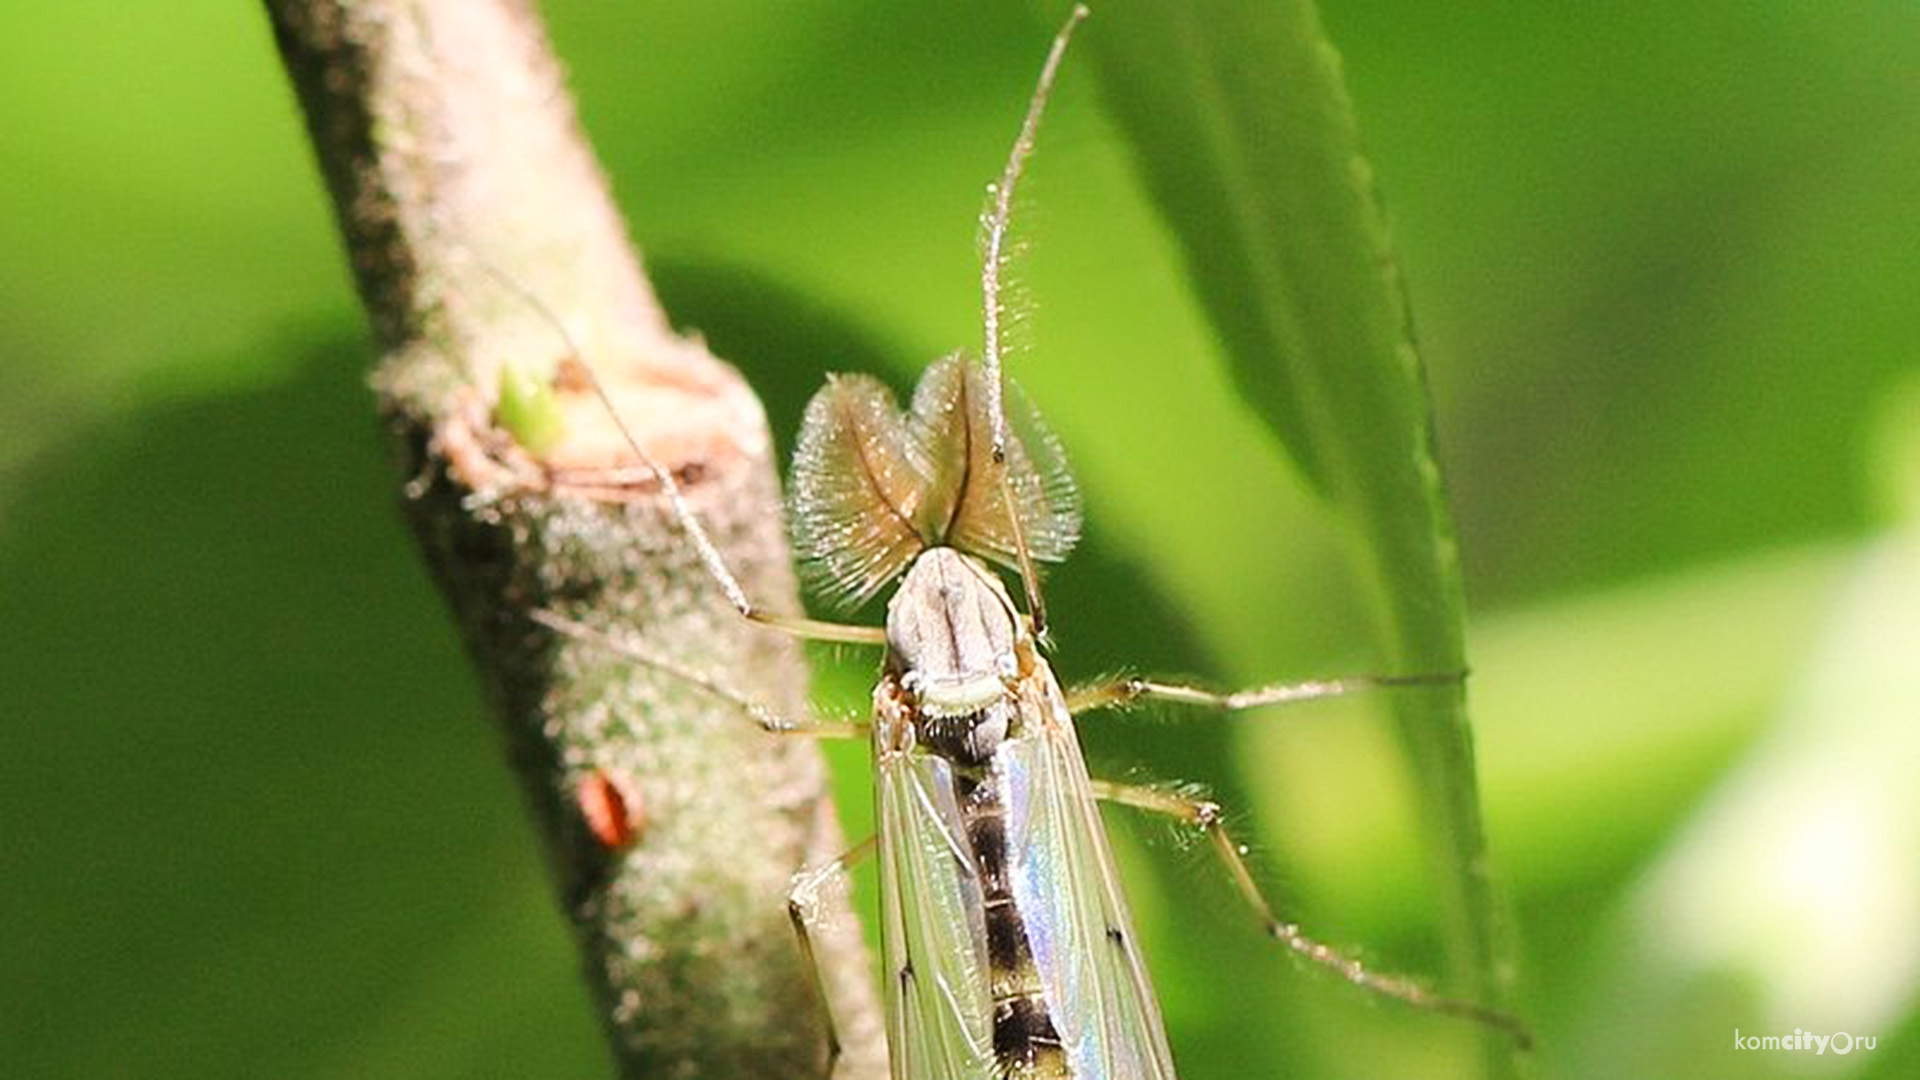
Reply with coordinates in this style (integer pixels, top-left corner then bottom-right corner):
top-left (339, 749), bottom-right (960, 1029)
top-left (957, 771), bottom-right (1070, 1079)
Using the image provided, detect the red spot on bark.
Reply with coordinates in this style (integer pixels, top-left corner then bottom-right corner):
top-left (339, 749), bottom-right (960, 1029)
top-left (578, 769), bottom-right (642, 850)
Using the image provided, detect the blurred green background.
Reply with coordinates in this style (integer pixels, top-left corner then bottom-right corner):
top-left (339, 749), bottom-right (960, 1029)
top-left (4, 2), bottom-right (1917, 1078)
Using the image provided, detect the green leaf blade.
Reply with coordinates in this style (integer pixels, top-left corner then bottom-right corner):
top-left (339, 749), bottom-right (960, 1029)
top-left (1085, 1), bottom-right (1516, 1074)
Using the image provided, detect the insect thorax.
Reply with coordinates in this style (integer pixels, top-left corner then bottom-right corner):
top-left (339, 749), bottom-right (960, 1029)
top-left (881, 547), bottom-right (1031, 765)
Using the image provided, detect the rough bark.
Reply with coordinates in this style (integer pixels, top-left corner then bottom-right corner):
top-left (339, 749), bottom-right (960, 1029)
top-left (265, 1), bottom-right (886, 1075)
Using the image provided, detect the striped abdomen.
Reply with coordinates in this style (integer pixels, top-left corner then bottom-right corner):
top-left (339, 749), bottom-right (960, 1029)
top-left (956, 770), bottom-right (1070, 1079)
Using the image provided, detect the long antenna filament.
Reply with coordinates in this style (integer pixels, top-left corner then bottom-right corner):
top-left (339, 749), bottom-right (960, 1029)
top-left (980, 4), bottom-right (1087, 639)
top-left (982, 4), bottom-right (1088, 466)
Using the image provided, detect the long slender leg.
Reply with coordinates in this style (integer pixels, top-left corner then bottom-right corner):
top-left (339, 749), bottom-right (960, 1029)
top-left (467, 257), bottom-right (886, 648)
top-left (1066, 670), bottom-right (1463, 716)
top-left (1090, 779), bottom-right (1532, 1049)
top-left (569, 421), bottom-right (884, 644)
top-left (789, 835), bottom-right (880, 1077)
top-left (573, 390), bottom-right (884, 645)
top-left (532, 609), bottom-right (870, 740)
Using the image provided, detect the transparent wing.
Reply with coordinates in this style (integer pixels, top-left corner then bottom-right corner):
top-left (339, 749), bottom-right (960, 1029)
top-left (876, 749), bottom-right (998, 1080)
top-left (788, 374), bottom-right (930, 609)
top-left (908, 353), bottom-right (1081, 571)
top-left (999, 677), bottom-right (1178, 1080)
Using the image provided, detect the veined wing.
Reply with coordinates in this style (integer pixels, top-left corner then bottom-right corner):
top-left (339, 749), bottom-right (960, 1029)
top-left (999, 675), bottom-right (1178, 1080)
top-left (876, 748), bottom-right (997, 1079)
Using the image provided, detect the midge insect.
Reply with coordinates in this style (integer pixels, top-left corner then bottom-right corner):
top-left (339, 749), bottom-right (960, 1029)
top-left (530, 7), bottom-right (1529, 1076)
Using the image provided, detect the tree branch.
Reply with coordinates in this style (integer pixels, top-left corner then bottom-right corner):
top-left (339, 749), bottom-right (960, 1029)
top-left (265, 1), bottom-right (885, 1075)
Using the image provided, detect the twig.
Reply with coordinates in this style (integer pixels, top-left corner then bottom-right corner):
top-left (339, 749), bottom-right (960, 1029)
top-left (264, 1), bottom-right (885, 1075)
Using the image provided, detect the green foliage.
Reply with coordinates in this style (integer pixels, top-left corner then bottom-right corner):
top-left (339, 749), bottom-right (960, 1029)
top-left (4, 2), bottom-right (1916, 1079)
top-left (1086, 2), bottom-right (1511, 1073)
